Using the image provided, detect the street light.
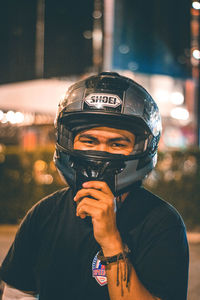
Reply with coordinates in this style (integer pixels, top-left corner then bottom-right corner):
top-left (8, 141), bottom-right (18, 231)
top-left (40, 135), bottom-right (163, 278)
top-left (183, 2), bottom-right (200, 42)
top-left (170, 107), bottom-right (189, 121)
top-left (192, 1), bottom-right (200, 10)
top-left (192, 49), bottom-right (200, 59)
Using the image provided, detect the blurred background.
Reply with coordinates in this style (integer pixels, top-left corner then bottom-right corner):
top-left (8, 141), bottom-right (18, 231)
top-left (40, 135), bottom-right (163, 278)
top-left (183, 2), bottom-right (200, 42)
top-left (0, 0), bottom-right (200, 299)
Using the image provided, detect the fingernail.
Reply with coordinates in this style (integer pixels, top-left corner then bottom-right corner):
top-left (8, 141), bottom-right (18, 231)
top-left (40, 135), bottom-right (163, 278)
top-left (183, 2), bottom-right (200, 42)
top-left (82, 182), bottom-right (88, 187)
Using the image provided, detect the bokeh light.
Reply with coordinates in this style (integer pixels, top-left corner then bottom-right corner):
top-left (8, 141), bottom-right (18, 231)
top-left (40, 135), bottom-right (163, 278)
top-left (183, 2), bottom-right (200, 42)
top-left (170, 92), bottom-right (184, 105)
top-left (192, 1), bottom-right (200, 10)
top-left (170, 107), bottom-right (189, 120)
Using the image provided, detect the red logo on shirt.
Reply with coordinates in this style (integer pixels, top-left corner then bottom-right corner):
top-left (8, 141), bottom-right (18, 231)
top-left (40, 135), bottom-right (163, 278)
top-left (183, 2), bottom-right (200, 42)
top-left (92, 252), bottom-right (107, 286)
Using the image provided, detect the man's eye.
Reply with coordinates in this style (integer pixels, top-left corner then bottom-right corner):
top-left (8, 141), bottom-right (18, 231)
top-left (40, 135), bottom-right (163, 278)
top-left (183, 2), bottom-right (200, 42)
top-left (112, 143), bottom-right (126, 148)
top-left (81, 139), bottom-right (94, 145)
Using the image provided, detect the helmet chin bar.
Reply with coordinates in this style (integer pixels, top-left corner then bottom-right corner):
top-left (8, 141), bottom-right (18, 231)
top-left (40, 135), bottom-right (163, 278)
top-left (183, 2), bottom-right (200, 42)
top-left (69, 150), bottom-right (126, 194)
top-left (54, 145), bottom-right (152, 196)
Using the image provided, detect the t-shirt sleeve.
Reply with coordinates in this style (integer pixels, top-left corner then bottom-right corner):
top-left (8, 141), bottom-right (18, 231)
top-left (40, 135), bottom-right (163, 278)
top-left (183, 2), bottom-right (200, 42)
top-left (0, 206), bottom-right (38, 292)
top-left (130, 225), bottom-right (189, 300)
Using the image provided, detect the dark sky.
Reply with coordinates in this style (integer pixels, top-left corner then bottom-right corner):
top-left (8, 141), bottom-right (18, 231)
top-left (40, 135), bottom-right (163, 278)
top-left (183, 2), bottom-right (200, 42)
top-left (113, 0), bottom-right (191, 77)
top-left (44, 0), bottom-right (94, 77)
top-left (0, 0), bottom-right (191, 84)
top-left (0, 0), bottom-right (37, 84)
top-left (0, 0), bottom-right (94, 84)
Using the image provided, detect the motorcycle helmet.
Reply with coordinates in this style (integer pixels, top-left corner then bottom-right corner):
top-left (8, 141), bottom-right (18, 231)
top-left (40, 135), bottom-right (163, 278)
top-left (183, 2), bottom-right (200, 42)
top-left (54, 72), bottom-right (162, 195)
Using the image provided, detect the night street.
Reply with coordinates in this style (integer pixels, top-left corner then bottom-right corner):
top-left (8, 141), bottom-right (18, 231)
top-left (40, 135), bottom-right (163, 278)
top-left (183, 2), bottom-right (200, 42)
top-left (0, 1), bottom-right (199, 299)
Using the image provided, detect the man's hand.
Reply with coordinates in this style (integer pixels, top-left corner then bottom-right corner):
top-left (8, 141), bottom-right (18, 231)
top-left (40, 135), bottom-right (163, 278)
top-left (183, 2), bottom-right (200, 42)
top-left (74, 182), bottom-right (162, 300)
top-left (74, 181), bottom-right (123, 255)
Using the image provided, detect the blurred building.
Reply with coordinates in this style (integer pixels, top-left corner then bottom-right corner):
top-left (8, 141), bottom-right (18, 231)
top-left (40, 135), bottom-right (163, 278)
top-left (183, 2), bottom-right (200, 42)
top-left (103, 0), bottom-right (199, 149)
top-left (0, 73), bottom-right (197, 150)
top-left (0, 78), bottom-right (73, 149)
top-left (0, 0), bottom-right (199, 150)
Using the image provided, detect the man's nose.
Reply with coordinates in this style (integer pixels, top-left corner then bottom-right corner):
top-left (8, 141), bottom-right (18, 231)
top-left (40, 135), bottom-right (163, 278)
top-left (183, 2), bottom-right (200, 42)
top-left (95, 144), bottom-right (110, 152)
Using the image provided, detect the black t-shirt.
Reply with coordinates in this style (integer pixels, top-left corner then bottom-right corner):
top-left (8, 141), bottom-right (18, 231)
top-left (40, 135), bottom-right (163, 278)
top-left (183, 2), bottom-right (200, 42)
top-left (0, 186), bottom-right (189, 300)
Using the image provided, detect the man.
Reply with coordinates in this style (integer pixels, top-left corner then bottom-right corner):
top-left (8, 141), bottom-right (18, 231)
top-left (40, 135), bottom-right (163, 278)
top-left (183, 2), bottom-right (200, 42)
top-left (0, 72), bottom-right (189, 300)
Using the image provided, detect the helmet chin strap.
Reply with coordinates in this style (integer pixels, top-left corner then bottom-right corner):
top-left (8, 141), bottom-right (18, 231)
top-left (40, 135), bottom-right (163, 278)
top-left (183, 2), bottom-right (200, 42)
top-left (69, 150), bottom-right (126, 195)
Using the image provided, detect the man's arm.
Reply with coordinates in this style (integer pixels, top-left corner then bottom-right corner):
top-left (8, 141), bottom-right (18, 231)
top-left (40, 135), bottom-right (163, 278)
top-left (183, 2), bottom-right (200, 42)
top-left (2, 284), bottom-right (37, 300)
top-left (102, 241), bottom-right (161, 300)
top-left (75, 181), bottom-right (162, 300)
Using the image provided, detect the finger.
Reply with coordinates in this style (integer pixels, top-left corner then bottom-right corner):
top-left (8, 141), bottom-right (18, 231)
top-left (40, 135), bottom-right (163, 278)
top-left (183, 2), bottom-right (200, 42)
top-left (74, 188), bottom-right (110, 203)
top-left (77, 203), bottom-right (104, 220)
top-left (77, 197), bottom-right (107, 213)
top-left (79, 212), bottom-right (87, 219)
top-left (82, 181), bottom-right (112, 195)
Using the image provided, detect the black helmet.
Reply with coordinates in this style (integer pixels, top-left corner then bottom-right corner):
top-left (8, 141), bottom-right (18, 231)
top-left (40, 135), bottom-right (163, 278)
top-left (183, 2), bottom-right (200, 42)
top-left (54, 72), bottom-right (162, 195)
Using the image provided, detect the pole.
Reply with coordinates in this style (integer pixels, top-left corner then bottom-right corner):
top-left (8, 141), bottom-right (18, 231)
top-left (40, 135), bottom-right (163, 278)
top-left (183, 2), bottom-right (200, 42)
top-left (92, 0), bottom-right (103, 73)
top-left (35, 0), bottom-right (45, 78)
top-left (103, 0), bottom-right (115, 71)
top-left (197, 9), bottom-right (200, 147)
top-left (190, 3), bottom-right (200, 147)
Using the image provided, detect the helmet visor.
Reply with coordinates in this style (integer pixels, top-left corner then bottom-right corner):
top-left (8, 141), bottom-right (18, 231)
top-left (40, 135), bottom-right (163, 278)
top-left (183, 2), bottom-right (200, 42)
top-left (58, 118), bottom-right (153, 158)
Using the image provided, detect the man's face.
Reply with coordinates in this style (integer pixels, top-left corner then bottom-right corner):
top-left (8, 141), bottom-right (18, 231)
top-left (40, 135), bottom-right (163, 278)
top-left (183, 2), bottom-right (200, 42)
top-left (73, 126), bottom-right (135, 155)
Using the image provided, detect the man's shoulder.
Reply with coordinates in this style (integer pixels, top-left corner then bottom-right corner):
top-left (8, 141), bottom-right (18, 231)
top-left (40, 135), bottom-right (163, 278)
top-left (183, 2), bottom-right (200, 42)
top-left (26, 187), bottom-right (72, 220)
top-left (138, 187), bottom-right (186, 230)
top-left (36, 187), bottom-right (71, 207)
top-left (126, 187), bottom-right (188, 253)
top-left (15, 187), bottom-right (74, 236)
